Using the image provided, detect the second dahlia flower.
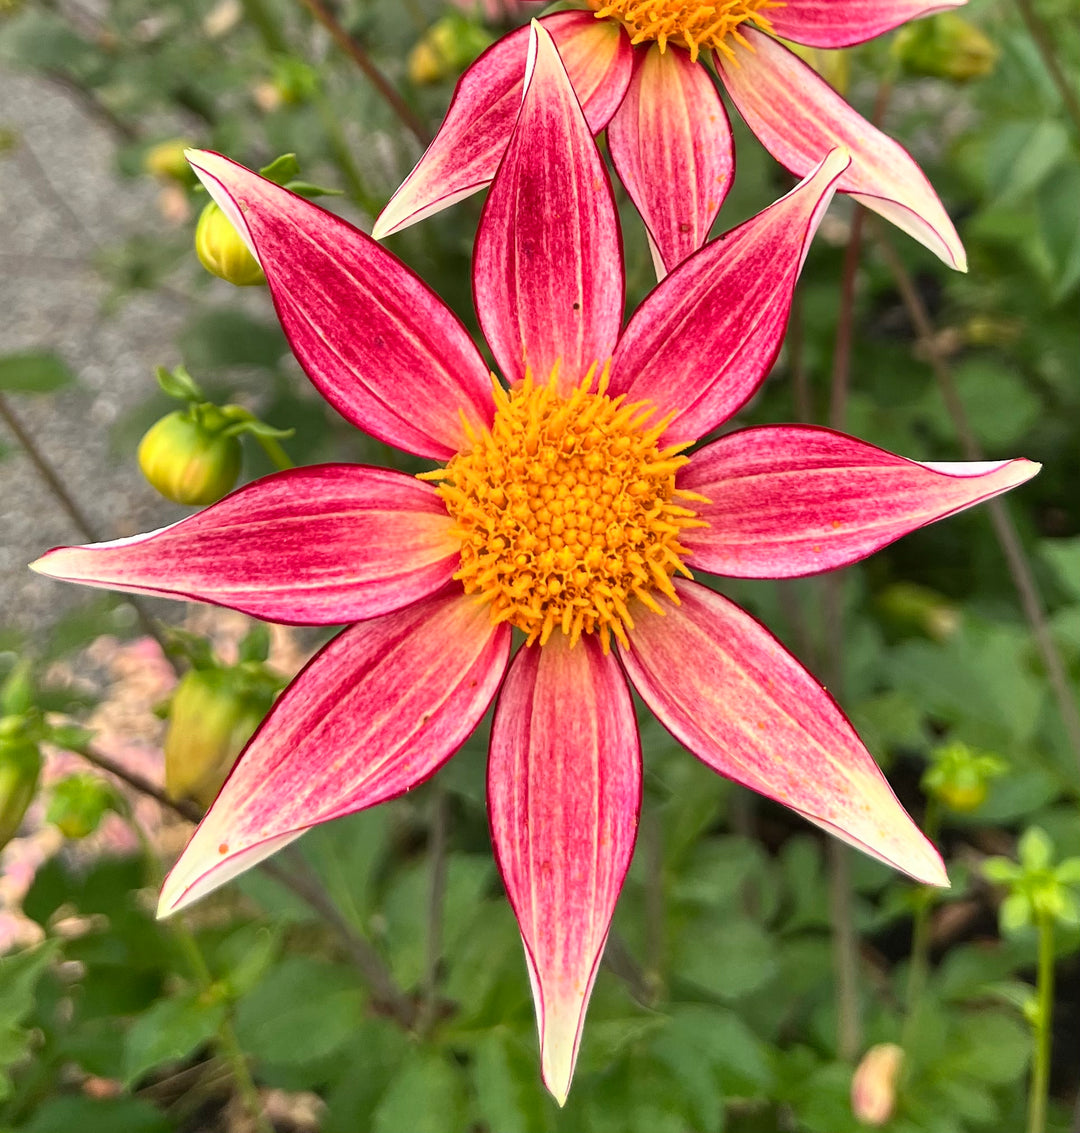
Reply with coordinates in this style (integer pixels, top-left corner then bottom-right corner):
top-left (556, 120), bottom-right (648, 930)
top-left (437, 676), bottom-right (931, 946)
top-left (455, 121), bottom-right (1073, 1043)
top-left (33, 25), bottom-right (1031, 1104)
top-left (375, 2), bottom-right (969, 276)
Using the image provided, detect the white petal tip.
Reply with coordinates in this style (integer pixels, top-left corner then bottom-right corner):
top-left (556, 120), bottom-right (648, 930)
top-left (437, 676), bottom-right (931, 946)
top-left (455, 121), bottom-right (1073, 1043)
top-left (369, 216), bottom-right (392, 241)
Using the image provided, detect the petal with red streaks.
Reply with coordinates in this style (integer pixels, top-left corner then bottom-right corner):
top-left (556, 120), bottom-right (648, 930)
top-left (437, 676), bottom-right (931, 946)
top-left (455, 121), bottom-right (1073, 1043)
top-left (159, 590), bottom-right (511, 914)
top-left (31, 465), bottom-right (460, 625)
top-left (488, 637), bottom-right (641, 1104)
top-left (680, 426), bottom-right (1040, 578)
top-left (620, 581), bottom-right (947, 885)
top-left (716, 29), bottom-right (966, 270)
top-left (608, 43), bottom-right (733, 278)
top-left (608, 149), bottom-right (848, 445)
top-left (475, 20), bottom-right (623, 390)
top-left (373, 13), bottom-right (632, 239)
top-left (188, 150), bottom-right (492, 460)
top-left (767, 0), bottom-right (967, 48)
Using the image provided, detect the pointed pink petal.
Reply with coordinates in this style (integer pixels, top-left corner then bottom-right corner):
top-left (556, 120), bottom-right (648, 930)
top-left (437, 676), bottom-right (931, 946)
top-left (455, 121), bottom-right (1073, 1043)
top-left (620, 581), bottom-right (947, 885)
top-left (474, 21), bottom-right (623, 391)
top-left (769, 0), bottom-right (967, 47)
top-left (607, 44), bottom-right (733, 279)
top-left (31, 465), bottom-right (460, 625)
top-left (373, 13), bottom-right (632, 240)
top-left (488, 638), bottom-right (640, 1104)
top-left (716, 29), bottom-right (966, 271)
top-left (187, 150), bottom-right (491, 460)
top-left (608, 149), bottom-right (848, 445)
top-left (681, 426), bottom-right (1040, 578)
top-left (159, 590), bottom-right (511, 914)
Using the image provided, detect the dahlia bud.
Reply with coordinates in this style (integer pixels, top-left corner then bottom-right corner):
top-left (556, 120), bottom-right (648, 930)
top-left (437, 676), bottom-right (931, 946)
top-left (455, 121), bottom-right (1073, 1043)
top-left (47, 773), bottom-right (115, 840)
top-left (165, 665), bottom-right (275, 807)
top-left (138, 408), bottom-right (242, 506)
top-left (194, 201), bottom-right (265, 286)
top-left (922, 741), bottom-right (1006, 814)
top-left (851, 1043), bottom-right (904, 1127)
top-left (893, 13), bottom-right (998, 83)
top-left (408, 15), bottom-right (493, 85)
top-left (0, 722), bottom-right (41, 849)
top-left (144, 139), bottom-right (196, 184)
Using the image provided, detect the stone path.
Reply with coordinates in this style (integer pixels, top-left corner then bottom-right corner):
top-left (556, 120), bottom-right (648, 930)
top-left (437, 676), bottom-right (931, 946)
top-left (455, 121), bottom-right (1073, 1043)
top-left (0, 66), bottom-right (187, 636)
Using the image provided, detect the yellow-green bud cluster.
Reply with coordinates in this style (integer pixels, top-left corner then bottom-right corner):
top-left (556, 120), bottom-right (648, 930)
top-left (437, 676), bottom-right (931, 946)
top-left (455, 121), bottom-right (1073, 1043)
top-left (138, 407), bottom-right (242, 506)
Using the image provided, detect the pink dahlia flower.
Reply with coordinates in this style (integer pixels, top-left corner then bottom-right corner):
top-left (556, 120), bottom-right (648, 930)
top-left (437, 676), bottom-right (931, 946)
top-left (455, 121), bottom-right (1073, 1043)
top-left (374, 3), bottom-right (969, 276)
top-left (33, 25), bottom-right (1031, 1103)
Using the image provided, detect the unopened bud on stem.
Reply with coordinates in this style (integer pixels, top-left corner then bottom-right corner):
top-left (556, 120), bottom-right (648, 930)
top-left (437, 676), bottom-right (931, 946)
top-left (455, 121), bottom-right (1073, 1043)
top-left (195, 201), bottom-right (265, 286)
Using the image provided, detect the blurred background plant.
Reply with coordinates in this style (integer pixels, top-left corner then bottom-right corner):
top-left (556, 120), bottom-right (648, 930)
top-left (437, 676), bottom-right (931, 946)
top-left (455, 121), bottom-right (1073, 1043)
top-left (0, 0), bottom-right (1078, 1130)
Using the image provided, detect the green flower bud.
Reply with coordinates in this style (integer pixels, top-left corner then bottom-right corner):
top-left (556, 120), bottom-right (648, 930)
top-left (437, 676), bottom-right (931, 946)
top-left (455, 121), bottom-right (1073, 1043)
top-left (0, 729), bottom-right (42, 849)
top-left (165, 667), bottom-right (272, 808)
top-left (922, 741), bottom-right (1006, 814)
top-left (47, 773), bottom-right (115, 840)
top-left (144, 139), bottom-right (196, 184)
top-left (138, 409), bottom-right (242, 506)
top-left (893, 13), bottom-right (998, 84)
top-left (408, 15), bottom-right (494, 86)
top-left (195, 201), bottom-right (265, 287)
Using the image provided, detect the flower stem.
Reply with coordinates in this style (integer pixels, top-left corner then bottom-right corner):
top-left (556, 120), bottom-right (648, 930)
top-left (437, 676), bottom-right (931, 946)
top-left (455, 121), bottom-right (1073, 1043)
top-left (252, 433), bottom-right (295, 471)
top-left (900, 799), bottom-right (940, 1053)
top-left (873, 229), bottom-right (1080, 772)
top-left (70, 743), bottom-right (417, 1026)
top-left (292, 0), bottom-right (430, 147)
top-left (0, 392), bottom-right (177, 670)
top-left (1028, 914), bottom-right (1055, 1133)
top-left (1013, 0), bottom-right (1080, 144)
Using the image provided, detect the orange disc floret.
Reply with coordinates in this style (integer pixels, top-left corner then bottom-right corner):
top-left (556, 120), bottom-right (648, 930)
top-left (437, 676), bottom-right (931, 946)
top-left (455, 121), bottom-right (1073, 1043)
top-left (425, 365), bottom-right (708, 653)
top-left (588, 0), bottom-right (784, 61)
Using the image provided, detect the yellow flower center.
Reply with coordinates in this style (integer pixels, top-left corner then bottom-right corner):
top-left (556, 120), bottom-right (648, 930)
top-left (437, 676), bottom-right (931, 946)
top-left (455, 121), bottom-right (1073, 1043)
top-left (426, 366), bottom-right (707, 653)
top-left (588, 0), bottom-right (784, 62)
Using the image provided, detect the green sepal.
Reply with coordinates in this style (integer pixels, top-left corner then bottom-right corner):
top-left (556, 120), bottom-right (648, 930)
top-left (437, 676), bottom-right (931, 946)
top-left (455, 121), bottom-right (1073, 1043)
top-left (155, 364), bottom-right (205, 404)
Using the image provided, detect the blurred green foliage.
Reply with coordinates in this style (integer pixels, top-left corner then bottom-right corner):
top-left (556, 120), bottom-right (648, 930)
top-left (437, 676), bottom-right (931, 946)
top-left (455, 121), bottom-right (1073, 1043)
top-left (0, 0), bottom-right (1079, 1130)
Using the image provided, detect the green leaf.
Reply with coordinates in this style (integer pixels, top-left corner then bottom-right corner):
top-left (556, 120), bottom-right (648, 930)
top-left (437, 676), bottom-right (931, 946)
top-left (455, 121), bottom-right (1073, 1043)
top-left (321, 1018), bottom-right (410, 1133)
top-left (472, 1030), bottom-right (555, 1133)
top-left (259, 153), bottom-right (301, 184)
top-left (20, 1096), bottom-right (173, 1133)
top-left (0, 352), bottom-right (75, 394)
top-left (945, 1010), bottom-right (1030, 1085)
top-left (234, 955), bottom-right (363, 1066)
top-left (122, 992), bottom-right (226, 1086)
top-left (0, 941), bottom-right (59, 1028)
top-left (371, 1050), bottom-right (466, 1133)
top-left (673, 917), bottom-right (778, 1001)
top-left (1041, 537), bottom-right (1080, 601)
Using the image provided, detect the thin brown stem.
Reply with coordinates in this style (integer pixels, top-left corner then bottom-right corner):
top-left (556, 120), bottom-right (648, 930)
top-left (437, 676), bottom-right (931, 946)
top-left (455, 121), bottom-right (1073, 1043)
top-left (0, 393), bottom-right (176, 665)
top-left (71, 743), bottom-right (417, 1027)
top-left (1013, 0), bottom-right (1080, 143)
top-left (874, 229), bottom-right (1080, 771)
top-left (292, 0), bottom-right (430, 147)
top-left (272, 851), bottom-right (418, 1027)
top-left (44, 70), bottom-right (140, 142)
top-left (78, 742), bottom-right (203, 822)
